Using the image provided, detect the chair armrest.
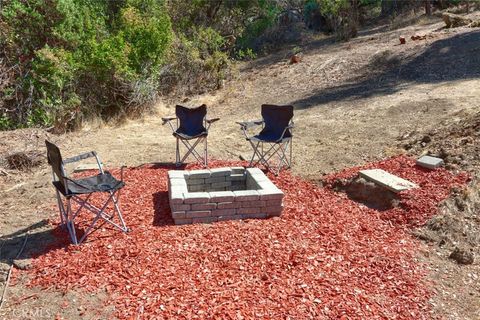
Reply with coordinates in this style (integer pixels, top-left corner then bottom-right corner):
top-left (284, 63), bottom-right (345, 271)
top-left (206, 117), bottom-right (220, 124)
top-left (161, 117), bottom-right (176, 125)
top-left (64, 151), bottom-right (97, 164)
top-left (236, 119), bottom-right (264, 129)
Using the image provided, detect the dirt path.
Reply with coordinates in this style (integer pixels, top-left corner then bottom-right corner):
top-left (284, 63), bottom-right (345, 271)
top-left (1, 12), bottom-right (480, 319)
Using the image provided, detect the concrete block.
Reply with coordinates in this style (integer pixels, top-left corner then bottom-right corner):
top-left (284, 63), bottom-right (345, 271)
top-left (187, 210), bottom-right (211, 218)
top-left (267, 211), bottom-right (282, 217)
top-left (242, 200), bottom-right (266, 208)
top-left (237, 207), bottom-right (261, 214)
top-left (231, 185), bottom-right (246, 191)
top-left (246, 167), bottom-right (264, 176)
top-left (209, 191), bottom-right (234, 202)
top-left (172, 204), bottom-right (191, 211)
top-left (234, 190), bottom-right (260, 201)
top-left (212, 208), bottom-right (236, 216)
top-left (171, 211), bottom-right (186, 219)
top-left (210, 167), bottom-right (232, 177)
top-left (192, 216), bottom-right (218, 224)
top-left (184, 192), bottom-right (210, 204)
top-left (188, 184), bottom-right (205, 192)
top-left (217, 202), bottom-right (241, 209)
top-left (359, 169), bottom-right (418, 193)
top-left (231, 167), bottom-right (245, 174)
top-left (168, 170), bottom-right (186, 179)
top-left (266, 199), bottom-right (282, 206)
top-left (188, 169), bottom-right (211, 179)
top-left (416, 155), bottom-right (444, 169)
top-left (205, 176), bottom-right (226, 184)
top-left (218, 215), bottom-right (242, 222)
top-left (191, 203), bottom-right (217, 211)
top-left (211, 181), bottom-right (232, 189)
top-left (170, 192), bottom-right (184, 204)
top-left (240, 213), bottom-right (267, 219)
top-left (169, 179), bottom-right (188, 188)
top-left (265, 206), bottom-right (283, 213)
top-left (258, 189), bottom-right (283, 200)
top-left (187, 178), bottom-right (205, 186)
top-left (257, 180), bottom-right (278, 190)
top-left (174, 218), bottom-right (192, 225)
top-left (230, 173), bottom-right (246, 181)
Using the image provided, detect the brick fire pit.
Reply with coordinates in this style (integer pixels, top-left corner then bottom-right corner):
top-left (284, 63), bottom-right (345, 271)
top-left (167, 167), bottom-right (284, 225)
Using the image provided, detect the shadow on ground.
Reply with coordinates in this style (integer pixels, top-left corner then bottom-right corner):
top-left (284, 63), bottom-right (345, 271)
top-left (0, 221), bottom-right (66, 264)
top-left (152, 190), bottom-right (175, 227)
top-left (291, 30), bottom-right (480, 109)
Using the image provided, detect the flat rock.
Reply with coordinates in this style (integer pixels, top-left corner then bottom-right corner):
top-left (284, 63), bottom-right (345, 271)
top-left (359, 169), bottom-right (418, 193)
top-left (416, 155), bottom-right (444, 169)
top-left (13, 259), bottom-right (32, 270)
top-left (74, 163), bottom-right (102, 172)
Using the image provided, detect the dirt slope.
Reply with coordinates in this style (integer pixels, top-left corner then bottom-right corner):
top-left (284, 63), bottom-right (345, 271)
top-left (1, 11), bottom-right (480, 319)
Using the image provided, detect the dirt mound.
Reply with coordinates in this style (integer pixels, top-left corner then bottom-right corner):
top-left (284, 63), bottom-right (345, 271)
top-left (399, 110), bottom-right (480, 174)
top-left (414, 179), bottom-right (480, 261)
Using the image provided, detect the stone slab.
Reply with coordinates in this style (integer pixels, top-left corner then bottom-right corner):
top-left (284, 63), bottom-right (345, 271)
top-left (416, 155), bottom-right (444, 169)
top-left (359, 169), bottom-right (418, 193)
top-left (73, 163), bottom-right (103, 172)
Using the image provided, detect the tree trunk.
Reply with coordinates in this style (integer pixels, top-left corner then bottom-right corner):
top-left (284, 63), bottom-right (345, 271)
top-left (425, 0), bottom-right (432, 16)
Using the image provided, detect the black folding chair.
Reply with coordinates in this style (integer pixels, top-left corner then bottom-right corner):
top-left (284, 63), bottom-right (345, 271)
top-left (237, 104), bottom-right (294, 175)
top-left (45, 140), bottom-right (128, 245)
top-left (162, 104), bottom-right (219, 167)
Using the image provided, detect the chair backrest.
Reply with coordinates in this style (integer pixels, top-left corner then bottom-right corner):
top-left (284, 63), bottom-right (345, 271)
top-left (175, 104), bottom-right (207, 136)
top-left (260, 104), bottom-right (294, 140)
top-left (45, 140), bottom-right (66, 189)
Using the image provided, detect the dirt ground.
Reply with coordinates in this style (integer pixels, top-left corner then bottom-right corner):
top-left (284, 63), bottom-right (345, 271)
top-left (1, 10), bottom-right (480, 319)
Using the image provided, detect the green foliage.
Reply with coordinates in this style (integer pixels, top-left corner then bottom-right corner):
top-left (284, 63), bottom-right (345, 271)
top-left (236, 1), bottom-right (280, 50)
top-left (0, 0), bottom-right (176, 130)
top-left (1, 0), bottom-right (316, 130)
top-left (236, 48), bottom-right (257, 60)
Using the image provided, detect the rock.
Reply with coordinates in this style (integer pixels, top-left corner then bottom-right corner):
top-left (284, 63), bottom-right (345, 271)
top-left (13, 259), bottom-right (32, 270)
top-left (442, 13), bottom-right (472, 28)
top-left (421, 135), bottom-right (432, 143)
top-left (449, 247), bottom-right (474, 265)
top-left (399, 36), bottom-right (406, 44)
top-left (0, 262), bottom-right (10, 272)
top-left (290, 54), bottom-right (301, 64)
top-left (416, 155), bottom-right (444, 169)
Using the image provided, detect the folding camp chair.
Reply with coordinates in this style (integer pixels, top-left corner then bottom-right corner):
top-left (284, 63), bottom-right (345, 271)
top-left (45, 140), bottom-right (128, 245)
top-left (162, 104), bottom-right (219, 167)
top-left (237, 104), bottom-right (294, 175)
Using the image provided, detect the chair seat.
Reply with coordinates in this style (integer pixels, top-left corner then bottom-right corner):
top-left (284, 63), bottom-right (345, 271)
top-left (248, 133), bottom-right (292, 143)
top-left (53, 172), bottom-right (124, 196)
top-left (173, 130), bottom-right (208, 140)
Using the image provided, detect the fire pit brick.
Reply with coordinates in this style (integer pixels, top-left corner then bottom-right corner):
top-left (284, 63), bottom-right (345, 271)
top-left (168, 167), bottom-right (284, 225)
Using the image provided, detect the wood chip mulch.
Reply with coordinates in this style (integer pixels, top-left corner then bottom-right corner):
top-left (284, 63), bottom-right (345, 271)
top-left (21, 156), bottom-right (468, 319)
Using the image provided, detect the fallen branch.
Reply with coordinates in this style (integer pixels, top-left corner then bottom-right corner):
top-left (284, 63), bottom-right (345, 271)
top-left (1, 182), bottom-right (26, 193)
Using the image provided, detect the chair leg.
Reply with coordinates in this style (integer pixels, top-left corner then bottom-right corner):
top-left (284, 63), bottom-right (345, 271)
top-left (204, 137), bottom-right (208, 167)
top-left (176, 137), bottom-right (181, 166)
top-left (55, 190), bottom-right (66, 227)
top-left (65, 198), bottom-right (79, 245)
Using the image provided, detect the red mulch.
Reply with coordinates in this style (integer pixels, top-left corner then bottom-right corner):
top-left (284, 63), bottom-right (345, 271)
top-left (23, 156), bottom-right (468, 319)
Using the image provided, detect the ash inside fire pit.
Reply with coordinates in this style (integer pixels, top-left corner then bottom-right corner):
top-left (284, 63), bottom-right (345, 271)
top-left (168, 167), bottom-right (284, 225)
